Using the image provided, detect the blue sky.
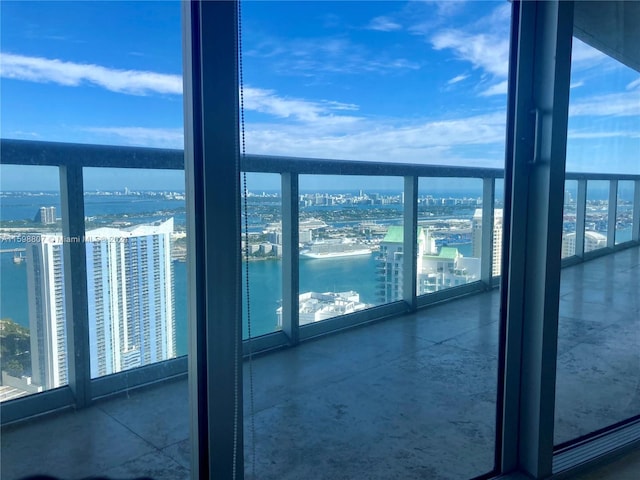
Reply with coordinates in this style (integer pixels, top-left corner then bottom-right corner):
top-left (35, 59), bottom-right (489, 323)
top-left (1, 0), bottom-right (638, 191)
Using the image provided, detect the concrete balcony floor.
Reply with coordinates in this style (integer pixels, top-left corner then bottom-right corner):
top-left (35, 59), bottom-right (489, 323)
top-left (2, 247), bottom-right (639, 480)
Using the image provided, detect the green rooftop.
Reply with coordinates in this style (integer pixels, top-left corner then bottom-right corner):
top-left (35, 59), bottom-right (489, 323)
top-left (423, 247), bottom-right (461, 261)
top-left (382, 226), bottom-right (424, 244)
top-left (438, 247), bottom-right (460, 259)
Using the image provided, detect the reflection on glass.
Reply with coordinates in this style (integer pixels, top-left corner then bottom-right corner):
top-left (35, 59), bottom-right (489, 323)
top-left (493, 178), bottom-right (505, 277)
top-left (615, 180), bottom-right (634, 245)
top-left (0, 166), bottom-right (68, 401)
top-left (241, 173), bottom-right (282, 338)
top-left (555, 29), bottom-right (640, 446)
top-left (561, 180), bottom-right (578, 259)
top-left (83, 168), bottom-right (185, 379)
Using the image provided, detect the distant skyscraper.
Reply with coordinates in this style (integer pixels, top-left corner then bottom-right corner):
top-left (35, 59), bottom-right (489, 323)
top-left (26, 236), bottom-right (67, 390)
top-left (418, 247), bottom-right (481, 294)
top-left (472, 208), bottom-right (503, 276)
top-left (26, 219), bottom-right (176, 388)
top-left (35, 206), bottom-right (56, 225)
top-left (561, 230), bottom-right (607, 258)
top-left (377, 226), bottom-right (433, 303)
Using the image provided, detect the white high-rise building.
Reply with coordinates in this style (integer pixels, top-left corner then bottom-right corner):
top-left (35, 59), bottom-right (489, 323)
top-left (561, 230), bottom-right (607, 258)
top-left (35, 206), bottom-right (56, 224)
top-left (418, 247), bottom-right (481, 294)
top-left (472, 208), bottom-right (503, 276)
top-left (276, 291), bottom-right (370, 327)
top-left (26, 236), bottom-right (67, 390)
top-left (26, 219), bottom-right (176, 388)
top-left (377, 226), bottom-right (435, 303)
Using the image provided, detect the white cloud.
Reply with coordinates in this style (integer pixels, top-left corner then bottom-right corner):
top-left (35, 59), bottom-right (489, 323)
top-left (434, 0), bottom-right (468, 18)
top-left (447, 74), bottom-right (468, 85)
top-left (627, 78), bottom-right (640, 90)
top-left (480, 80), bottom-right (508, 97)
top-left (9, 131), bottom-right (40, 138)
top-left (245, 35), bottom-right (418, 76)
top-left (367, 16), bottom-right (402, 32)
top-left (323, 101), bottom-right (360, 111)
top-left (570, 81), bottom-right (585, 89)
top-left (243, 87), bottom-right (362, 128)
top-left (243, 111), bottom-right (507, 165)
top-left (571, 38), bottom-right (608, 66)
top-left (0, 53), bottom-right (183, 95)
top-left (431, 30), bottom-right (509, 78)
top-left (425, 4), bottom-right (511, 97)
top-left (569, 92), bottom-right (640, 117)
top-left (80, 109), bottom-right (507, 166)
top-left (568, 129), bottom-right (640, 140)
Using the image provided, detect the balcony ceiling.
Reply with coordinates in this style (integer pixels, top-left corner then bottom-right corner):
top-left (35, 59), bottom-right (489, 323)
top-left (574, 0), bottom-right (640, 72)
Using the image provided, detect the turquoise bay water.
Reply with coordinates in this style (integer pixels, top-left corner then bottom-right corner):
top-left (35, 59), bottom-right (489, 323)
top-left (0, 253), bottom-right (393, 356)
top-left (1, 245), bottom-right (477, 357)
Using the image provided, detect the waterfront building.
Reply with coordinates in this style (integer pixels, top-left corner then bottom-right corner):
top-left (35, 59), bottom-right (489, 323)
top-left (264, 218), bottom-right (325, 245)
top-left (26, 219), bottom-right (176, 387)
top-left (35, 206), bottom-right (56, 225)
top-left (472, 208), bottom-right (503, 277)
top-left (276, 291), bottom-right (370, 327)
top-left (418, 247), bottom-right (481, 294)
top-left (561, 230), bottom-right (607, 258)
top-left (377, 226), bottom-right (434, 303)
top-left (26, 235), bottom-right (67, 390)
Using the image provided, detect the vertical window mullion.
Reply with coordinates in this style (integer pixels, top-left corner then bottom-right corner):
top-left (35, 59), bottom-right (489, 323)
top-left (501, 0), bottom-right (574, 477)
top-left (402, 176), bottom-right (418, 310)
top-left (633, 180), bottom-right (640, 242)
top-left (281, 172), bottom-right (300, 345)
top-left (183, 1), bottom-right (243, 478)
top-left (481, 177), bottom-right (496, 286)
top-left (576, 179), bottom-right (587, 257)
top-left (59, 164), bottom-right (91, 407)
top-left (608, 179), bottom-right (618, 247)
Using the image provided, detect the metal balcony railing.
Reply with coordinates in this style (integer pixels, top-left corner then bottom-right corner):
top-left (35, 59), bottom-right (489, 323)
top-left (1, 138), bottom-right (639, 423)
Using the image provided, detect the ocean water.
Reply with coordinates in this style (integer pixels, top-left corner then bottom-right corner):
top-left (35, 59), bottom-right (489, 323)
top-left (0, 252), bottom-right (383, 356)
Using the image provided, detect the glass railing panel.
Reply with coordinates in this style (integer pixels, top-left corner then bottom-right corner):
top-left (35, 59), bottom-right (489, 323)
top-left (417, 177), bottom-right (482, 295)
top-left (0, 166), bottom-right (69, 401)
top-left (584, 180), bottom-right (609, 253)
top-left (555, 24), bottom-right (640, 447)
top-left (241, 173), bottom-right (282, 338)
top-left (297, 175), bottom-right (402, 322)
top-left (562, 180), bottom-right (579, 259)
top-left (82, 167), bottom-right (186, 378)
top-left (615, 180), bottom-right (634, 245)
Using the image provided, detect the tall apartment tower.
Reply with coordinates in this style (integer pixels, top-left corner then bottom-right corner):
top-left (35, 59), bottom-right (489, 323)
top-left (35, 206), bottom-right (56, 224)
top-left (26, 236), bottom-right (68, 390)
top-left (561, 230), bottom-right (607, 258)
top-left (471, 208), bottom-right (503, 277)
top-left (26, 219), bottom-right (176, 388)
top-left (377, 226), bottom-right (432, 303)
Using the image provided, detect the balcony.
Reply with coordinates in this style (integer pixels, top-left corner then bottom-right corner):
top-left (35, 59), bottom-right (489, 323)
top-left (1, 139), bottom-right (639, 479)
